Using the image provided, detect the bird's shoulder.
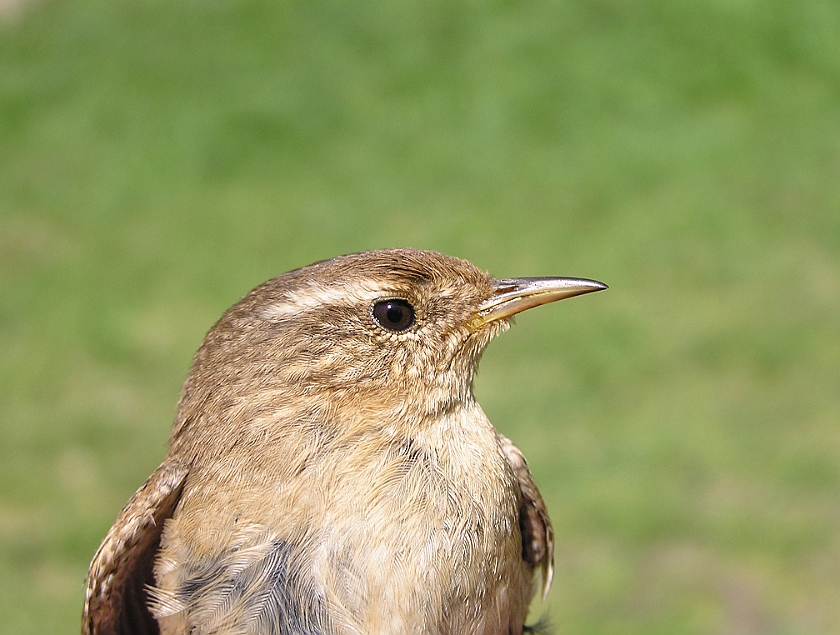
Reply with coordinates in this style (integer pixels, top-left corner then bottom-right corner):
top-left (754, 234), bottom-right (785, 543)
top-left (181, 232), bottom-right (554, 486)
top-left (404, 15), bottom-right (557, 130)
top-left (497, 433), bottom-right (554, 598)
top-left (83, 459), bottom-right (188, 635)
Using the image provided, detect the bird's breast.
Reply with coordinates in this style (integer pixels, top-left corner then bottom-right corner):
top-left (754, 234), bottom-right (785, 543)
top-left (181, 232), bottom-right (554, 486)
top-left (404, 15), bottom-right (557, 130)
top-left (154, 403), bottom-right (530, 635)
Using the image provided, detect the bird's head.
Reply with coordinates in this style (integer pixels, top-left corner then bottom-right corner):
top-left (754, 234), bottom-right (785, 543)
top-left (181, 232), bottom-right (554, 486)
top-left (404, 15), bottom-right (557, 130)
top-left (171, 249), bottom-right (605, 453)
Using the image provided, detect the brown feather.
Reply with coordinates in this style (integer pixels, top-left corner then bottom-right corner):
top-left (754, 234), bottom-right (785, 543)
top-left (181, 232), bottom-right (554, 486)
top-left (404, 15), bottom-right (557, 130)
top-left (83, 461), bottom-right (187, 635)
top-left (499, 433), bottom-right (555, 599)
top-left (82, 249), bottom-right (604, 635)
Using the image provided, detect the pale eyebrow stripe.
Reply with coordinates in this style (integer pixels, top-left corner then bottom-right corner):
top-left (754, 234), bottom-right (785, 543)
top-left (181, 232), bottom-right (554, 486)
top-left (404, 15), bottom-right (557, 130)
top-left (261, 280), bottom-right (388, 319)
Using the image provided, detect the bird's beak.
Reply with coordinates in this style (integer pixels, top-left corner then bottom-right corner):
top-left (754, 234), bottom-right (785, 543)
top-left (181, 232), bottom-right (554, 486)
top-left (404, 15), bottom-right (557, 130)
top-left (471, 277), bottom-right (608, 329)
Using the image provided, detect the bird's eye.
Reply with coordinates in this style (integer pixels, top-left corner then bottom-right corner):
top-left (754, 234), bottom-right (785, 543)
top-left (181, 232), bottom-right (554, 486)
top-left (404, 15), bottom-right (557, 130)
top-left (372, 299), bottom-right (415, 332)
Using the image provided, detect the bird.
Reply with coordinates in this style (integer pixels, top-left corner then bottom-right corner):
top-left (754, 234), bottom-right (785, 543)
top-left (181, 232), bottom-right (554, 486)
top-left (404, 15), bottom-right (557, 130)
top-left (82, 248), bottom-right (606, 635)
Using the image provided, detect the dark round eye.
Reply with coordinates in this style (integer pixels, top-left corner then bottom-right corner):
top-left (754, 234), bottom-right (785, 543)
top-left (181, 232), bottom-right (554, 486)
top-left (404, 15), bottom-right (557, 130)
top-left (372, 299), bottom-right (415, 332)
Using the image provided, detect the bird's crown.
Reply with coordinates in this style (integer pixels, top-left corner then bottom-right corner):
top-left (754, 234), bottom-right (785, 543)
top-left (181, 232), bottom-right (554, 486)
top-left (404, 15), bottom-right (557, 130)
top-left (168, 249), bottom-right (605, 457)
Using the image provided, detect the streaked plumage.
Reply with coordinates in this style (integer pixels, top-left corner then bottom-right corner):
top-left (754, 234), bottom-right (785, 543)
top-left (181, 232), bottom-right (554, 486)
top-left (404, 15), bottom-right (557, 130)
top-left (83, 249), bottom-right (606, 635)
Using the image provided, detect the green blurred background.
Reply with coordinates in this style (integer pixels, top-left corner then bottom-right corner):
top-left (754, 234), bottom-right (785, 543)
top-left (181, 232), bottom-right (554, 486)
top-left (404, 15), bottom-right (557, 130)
top-left (2, 0), bottom-right (839, 633)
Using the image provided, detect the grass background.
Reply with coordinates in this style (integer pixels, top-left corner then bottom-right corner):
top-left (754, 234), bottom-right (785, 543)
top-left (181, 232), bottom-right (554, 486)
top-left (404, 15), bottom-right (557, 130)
top-left (1, 0), bottom-right (839, 633)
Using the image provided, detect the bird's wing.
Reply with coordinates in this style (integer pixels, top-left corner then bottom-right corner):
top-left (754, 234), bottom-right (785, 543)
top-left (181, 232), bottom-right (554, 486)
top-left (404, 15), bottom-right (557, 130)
top-left (82, 459), bottom-right (188, 635)
top-left (498, 434), bottom-right (554, 599)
